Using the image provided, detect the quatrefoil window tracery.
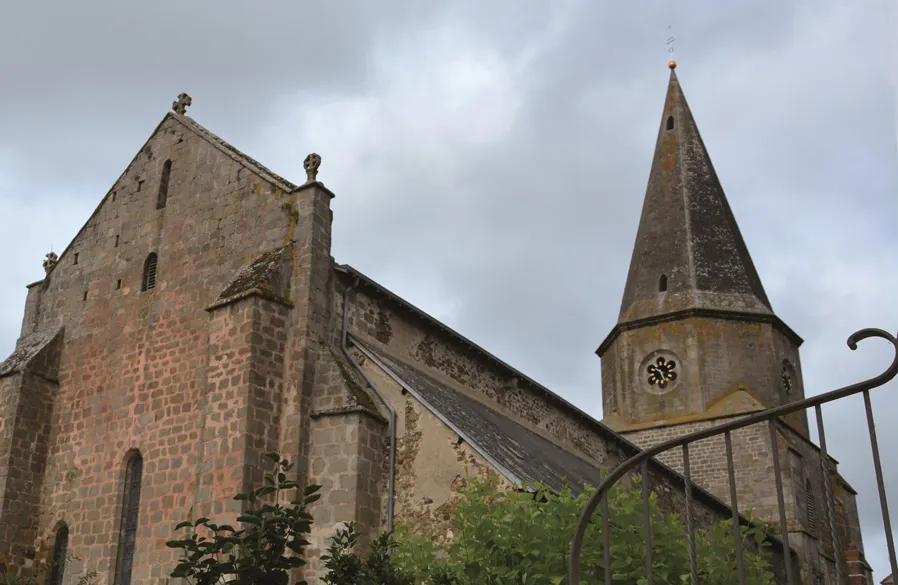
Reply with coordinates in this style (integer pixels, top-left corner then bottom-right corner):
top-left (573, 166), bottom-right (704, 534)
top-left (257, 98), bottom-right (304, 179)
top-left (647, 356), bottom-right (678, 389)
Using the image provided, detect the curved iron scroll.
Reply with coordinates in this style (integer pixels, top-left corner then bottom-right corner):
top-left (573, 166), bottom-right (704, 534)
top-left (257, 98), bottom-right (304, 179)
top-left (569, 328), bottom-right (898, 585)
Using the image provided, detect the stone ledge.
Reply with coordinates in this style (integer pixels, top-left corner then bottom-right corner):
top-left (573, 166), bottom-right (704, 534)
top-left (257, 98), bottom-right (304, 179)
top-left (310, 404), bottom-right (387, 424)
top-left (292, 180), bottom-right (335, 200)
top-left (597, 307), bottom-right (804, 357)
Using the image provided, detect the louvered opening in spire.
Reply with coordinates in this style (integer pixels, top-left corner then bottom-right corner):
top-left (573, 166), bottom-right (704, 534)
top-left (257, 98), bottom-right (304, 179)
top-left (617, 67), bottom-right (772, 323)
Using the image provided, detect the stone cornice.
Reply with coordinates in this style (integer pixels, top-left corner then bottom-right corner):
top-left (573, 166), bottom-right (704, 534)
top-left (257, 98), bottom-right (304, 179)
top-left (597, 307), bottom-right (803, 357)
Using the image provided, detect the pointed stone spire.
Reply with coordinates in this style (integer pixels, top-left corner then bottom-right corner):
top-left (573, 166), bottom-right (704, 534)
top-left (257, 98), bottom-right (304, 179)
top-left (618, 65), bottom-right (771, 324)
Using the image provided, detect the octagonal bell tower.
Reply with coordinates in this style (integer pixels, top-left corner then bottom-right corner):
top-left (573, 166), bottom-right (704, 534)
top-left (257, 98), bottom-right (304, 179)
top-left (599, 63), bottom-right (808, 436)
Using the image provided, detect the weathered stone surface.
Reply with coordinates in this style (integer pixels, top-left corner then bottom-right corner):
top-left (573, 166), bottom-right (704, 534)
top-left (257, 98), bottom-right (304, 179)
top-left (618, 68), bottom-right (771, 324)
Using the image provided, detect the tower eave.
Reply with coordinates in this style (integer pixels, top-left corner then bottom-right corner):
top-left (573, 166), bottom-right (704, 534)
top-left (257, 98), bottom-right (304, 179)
top-left (597, 308), bottom-right (804, 357)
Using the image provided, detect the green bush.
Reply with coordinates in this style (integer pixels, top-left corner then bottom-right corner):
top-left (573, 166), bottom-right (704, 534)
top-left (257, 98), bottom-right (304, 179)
top-left (166, 453), bottom-right (775, 585)
top-left (382, 474), bottom-right (775, 585)
top-left (166, 453), bottom-right (320, 585)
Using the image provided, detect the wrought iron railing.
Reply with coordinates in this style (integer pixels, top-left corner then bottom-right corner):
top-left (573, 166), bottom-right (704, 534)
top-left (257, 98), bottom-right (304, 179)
top-left (569, 328), bottom-right (898, 585)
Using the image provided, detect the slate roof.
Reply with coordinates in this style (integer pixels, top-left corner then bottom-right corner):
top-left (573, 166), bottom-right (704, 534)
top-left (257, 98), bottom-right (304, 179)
top-left (618, 66), bottom-right (772, 323)
top-left (883, 573), bottom-right (893, 585)
top-left (353, 339), bottom-right (604, 493)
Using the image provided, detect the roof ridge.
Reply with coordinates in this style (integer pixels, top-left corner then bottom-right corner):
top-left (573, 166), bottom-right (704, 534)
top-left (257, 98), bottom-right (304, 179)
top-left (170, 113), bottom-right (299, 192)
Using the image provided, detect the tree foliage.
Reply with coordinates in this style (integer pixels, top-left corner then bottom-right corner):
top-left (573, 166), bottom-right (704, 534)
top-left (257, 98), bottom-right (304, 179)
top-left (166, 453), bottom-right (775, 585)
top-left (381, 474), bottom-right (776, 585)
top-left (320, 523), bottom-right (415, 585)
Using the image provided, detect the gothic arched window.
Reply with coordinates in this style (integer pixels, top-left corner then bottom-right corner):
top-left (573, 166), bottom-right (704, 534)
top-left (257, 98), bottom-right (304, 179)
top-left (659, 274), bottom-right (668, 292)
top-left (156, 159), bottom-right (172, 210)
top-left (115, 453), bottom-right (143, 585)
top-left (141, 253), bottom-right (158, 292)
top-left (666, 115), bottom-right (674, 130)
top-left (49, 524), bottom-right (69, 585)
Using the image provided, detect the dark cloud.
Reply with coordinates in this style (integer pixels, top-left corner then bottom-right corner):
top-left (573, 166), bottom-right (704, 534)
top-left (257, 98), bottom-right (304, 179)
top-left (1, 0), bottom-right (895, 578)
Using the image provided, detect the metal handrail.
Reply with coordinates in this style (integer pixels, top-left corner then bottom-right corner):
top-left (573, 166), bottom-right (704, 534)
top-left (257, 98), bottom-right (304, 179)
top-left (569, 328), bottom-right (898, 585)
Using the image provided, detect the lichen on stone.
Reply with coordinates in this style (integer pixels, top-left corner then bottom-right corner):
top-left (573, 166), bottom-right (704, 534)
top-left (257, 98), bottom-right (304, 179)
top-left (0, 328), bottom-right (62, 378)
top-left (217, 246), bottom-right (290, 303)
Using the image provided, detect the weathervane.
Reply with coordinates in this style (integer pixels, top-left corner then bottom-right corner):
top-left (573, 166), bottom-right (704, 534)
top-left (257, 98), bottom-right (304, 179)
top-left (667, 25), bottom-right (677, 69)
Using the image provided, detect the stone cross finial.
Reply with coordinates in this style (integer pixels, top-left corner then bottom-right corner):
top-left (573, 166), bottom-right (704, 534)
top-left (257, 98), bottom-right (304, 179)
top-left (172, 93), bottom-right (192, 115)
top-left (303, 153), bottom-right (321, 183)
top-left (43, 251), bottom-right (58, 274)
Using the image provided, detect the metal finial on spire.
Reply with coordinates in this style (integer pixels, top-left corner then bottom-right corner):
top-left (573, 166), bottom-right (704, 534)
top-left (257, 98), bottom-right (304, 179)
top-left (303, 153), bottom-right (321, 183)
top-left (173, 93), bottom-right (192, 115)
top-left (667, 26), bottom-right (677, 69)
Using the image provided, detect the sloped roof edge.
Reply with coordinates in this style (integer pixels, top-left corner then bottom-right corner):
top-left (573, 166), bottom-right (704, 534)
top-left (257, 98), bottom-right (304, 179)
top-left (335, 263), bottom-right (632, 448)
top-left (172, 113), bottom-right (298, 192)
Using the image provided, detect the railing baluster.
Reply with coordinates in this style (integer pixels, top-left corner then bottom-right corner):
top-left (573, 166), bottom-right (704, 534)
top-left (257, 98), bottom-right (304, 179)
top-left (769, 419), bottom-right (795, 585)
top-left (682, 443), bottom-right (699, 585)
top-left (725, 431), bottom-right (746, 585)
top-left (603, 495), bottom-right (611, 585)
top-left (643, 460), bottom-right (654, 585)
top-left (815, 404), bottom-right (843, 582)
top-left (863, 389), bottom-right (898, 578)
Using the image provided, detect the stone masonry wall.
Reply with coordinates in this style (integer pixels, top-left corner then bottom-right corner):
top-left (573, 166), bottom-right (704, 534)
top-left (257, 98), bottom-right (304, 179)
top-left (601, 316), bottom-right (808, 432)
top-left (622, 418), bottom-right (783, 521)
top-left (0, 371), bottom-right (57, 568)
top-left (15, 114), bottom-right (297, 585)
top-left (197, 296), bottom-right (290, 524)
top-left (625, 418), bottom-right (847, 585)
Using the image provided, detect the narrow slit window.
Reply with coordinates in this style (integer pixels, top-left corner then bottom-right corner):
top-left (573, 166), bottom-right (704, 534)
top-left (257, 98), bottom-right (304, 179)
top-left (73, 253), bottom-right (79, 265)
top-left (156, 159), bottom-right (172, 210)
top-left (659, 274), bottom-right (668, 292)
top-left (49, 524), bottom-right (68, 585)
top-left (115, 453), bottom-right (143, 585)
top-left (666, 115), bottom-right (674, 130)
top-left (141, 253), bottom-right (158, 292)
top-left (115, 235), bottom-right (120, 247)
top-left (116, 279), bottom-right (122, 290)
top-left (782, 360), bottom-right (795, 399)
top-left (805, 479), bottom-right (817, 534)
top-left (83, 290), bottom-right (88, 301)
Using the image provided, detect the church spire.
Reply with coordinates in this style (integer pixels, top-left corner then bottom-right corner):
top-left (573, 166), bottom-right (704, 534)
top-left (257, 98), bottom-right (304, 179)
top-left (617, 65), bottom-right (771, 324)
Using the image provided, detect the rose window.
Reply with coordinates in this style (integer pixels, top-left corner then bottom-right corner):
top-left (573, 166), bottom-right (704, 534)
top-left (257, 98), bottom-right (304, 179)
top-left (647, 357), bottom-right (678, 390)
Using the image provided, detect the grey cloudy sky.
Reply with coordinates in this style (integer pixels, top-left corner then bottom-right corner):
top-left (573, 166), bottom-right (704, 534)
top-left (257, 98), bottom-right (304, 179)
top-left (2, 0), bottom-right (896, 578)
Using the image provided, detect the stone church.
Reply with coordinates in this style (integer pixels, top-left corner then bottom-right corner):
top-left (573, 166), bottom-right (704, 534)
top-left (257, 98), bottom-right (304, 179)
top-left (0, 65), bottom-right (869, 584)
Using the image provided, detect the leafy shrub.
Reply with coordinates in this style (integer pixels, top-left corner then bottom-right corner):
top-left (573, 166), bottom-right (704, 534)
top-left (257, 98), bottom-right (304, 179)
top-left (166, 453), bottom-right (320, 585)
top-left (320, 522), bottom-right (414, 585)
top-left (165, 452), bottom-right (774, 585)
top-left (383, 474), bottom-right (775, 585)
